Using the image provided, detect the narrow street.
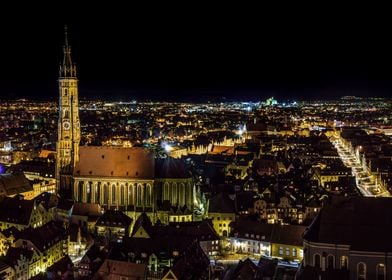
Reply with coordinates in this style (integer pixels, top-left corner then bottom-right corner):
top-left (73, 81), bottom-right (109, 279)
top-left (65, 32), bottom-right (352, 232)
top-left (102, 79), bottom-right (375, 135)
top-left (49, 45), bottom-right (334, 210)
top-left (331, 137), bottom-right (391, 197)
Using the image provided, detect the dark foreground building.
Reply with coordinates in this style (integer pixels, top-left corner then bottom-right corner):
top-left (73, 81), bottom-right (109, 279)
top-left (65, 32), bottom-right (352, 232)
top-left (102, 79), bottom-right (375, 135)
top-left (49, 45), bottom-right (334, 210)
top-left (298, 196), bottom-right (392, 280)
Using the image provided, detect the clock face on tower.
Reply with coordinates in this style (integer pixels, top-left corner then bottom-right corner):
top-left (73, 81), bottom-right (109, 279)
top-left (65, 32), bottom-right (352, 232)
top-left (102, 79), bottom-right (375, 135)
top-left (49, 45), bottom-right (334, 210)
top-left (63, 121), bottom-right (71, 130)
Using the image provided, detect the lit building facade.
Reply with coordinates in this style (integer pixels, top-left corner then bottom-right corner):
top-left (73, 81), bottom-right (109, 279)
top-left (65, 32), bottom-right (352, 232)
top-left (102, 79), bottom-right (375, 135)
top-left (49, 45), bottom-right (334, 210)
top-left (56, 28), bottom-right (197, 223)
top-left (56, 26), bottom-right (80, 191)
top-left (230, 221), bottom-right (305, 262)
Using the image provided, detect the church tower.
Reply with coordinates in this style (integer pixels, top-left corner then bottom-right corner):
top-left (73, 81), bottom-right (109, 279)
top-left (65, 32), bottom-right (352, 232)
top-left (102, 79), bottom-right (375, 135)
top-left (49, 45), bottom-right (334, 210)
top-left (56, 26), bottom-right (80, 191)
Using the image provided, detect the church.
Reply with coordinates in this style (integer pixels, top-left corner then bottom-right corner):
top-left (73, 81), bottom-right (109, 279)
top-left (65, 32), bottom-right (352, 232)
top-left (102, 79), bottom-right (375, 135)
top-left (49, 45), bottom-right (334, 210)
top-left (55, 28), bottom-right (196, 223)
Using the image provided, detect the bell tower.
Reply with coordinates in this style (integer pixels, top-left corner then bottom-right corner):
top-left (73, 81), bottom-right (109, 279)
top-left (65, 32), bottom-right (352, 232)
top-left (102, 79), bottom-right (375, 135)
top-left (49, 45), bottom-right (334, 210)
top-left (56, 26), bottom-right (80, 191)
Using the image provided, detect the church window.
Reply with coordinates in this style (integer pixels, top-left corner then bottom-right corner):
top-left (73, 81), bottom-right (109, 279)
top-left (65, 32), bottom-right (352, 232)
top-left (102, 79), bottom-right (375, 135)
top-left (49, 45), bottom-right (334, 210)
top-left (314, 254), bottom-right (321, 268)
top-left (377, 264), bottom-right (385, 280)
top-left (128, 155), bottom-right (130, 160)
top-left (137, 184), bottom-right (142, 206)
top-left (95, 184), bottom-right (99, 203)
top-left (357, 262), bottom-right (366, 279)
top-left (327, 255), bottom-right (334, 269)
top-left (102, 155), bottom-right (105, 159)
top-left (128, 185), bottom-right (134, 205)
top-left (120, 185), bottom-right (125, 206)
top-left (145, 184), bottom-right (152, 206)
top-left (340, 256), bottom-right (348, 269)
top-left (111, 185), bottom-right (116, 204)
top-left (104, 184), bottom-right (109, 204)
top-left (78, 182), bottom-right (84, 202)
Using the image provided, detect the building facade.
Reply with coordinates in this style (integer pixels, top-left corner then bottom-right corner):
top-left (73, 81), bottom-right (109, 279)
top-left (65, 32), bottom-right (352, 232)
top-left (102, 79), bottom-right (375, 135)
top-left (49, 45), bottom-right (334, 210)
top-left (299, 197), bottom-right (392, 280)
top-left (56, 26), bottom-right (80, 191)
top-left (56, 28), bottom-right (197, 222)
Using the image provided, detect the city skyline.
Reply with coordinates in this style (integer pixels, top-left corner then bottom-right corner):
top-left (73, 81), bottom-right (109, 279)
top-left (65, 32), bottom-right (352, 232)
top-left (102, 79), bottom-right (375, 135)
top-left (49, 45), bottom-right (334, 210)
top-left (1, 13), bottom-right (392, 278)
top-left (1, 12), bottom-right (392, 101)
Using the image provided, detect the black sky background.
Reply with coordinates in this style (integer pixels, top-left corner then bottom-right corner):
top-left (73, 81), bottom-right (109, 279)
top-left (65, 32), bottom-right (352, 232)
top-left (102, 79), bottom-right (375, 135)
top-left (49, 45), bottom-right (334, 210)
top-left (1, 8), bottom-right (392, 101)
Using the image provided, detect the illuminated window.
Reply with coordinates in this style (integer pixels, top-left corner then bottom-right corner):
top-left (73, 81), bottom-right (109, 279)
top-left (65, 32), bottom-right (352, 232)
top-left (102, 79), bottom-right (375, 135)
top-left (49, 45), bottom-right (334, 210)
top-left (292, 248), bottom-right (297, 257)
top-left (377, 263), bottom-right (385, 280)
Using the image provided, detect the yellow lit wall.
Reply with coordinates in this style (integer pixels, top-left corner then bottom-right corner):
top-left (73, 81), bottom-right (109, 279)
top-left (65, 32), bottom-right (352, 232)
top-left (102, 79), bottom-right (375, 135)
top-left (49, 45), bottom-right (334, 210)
top-left (271, 243), bottom-right (303, 262)
top-left (209, 212), bottom-right (235, 237)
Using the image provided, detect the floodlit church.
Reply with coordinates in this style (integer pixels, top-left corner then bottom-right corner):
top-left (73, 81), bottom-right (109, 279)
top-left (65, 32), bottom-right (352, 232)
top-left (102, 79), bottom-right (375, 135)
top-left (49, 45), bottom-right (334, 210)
top-left (56, 28), bottom-right (196, 223)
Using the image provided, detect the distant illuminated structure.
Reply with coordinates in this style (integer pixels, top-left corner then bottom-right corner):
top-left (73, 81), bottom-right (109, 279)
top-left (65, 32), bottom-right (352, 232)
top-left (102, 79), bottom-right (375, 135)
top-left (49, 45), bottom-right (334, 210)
top-left (265, 97), bottom-right (278, 106)
top-left (55, 28), bottom-right (198, 223)
top-left (56, 26), bottom-right (81, 191)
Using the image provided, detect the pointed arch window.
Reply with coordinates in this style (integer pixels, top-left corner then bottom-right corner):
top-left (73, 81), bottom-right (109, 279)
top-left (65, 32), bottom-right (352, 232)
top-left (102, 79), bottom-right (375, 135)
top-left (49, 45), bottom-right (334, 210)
top-left (340, 256), bottom-right (348, 269)
top-left (327, 255), bottom-right (334, 269)
top-left (314, 254), bottom-right (321, 268)
top-left (103, 184), bottom-right (109, 205)
top-left (120, 184), bottom-right (125, 206)
top-left (137, 184), bottom-right (143, 206)
top-left (377, 263), bottom-right (385, 280)
top-left (357, 262), bottom-right (366, 280)
top-left (111, 184), bottom-right (116, 205)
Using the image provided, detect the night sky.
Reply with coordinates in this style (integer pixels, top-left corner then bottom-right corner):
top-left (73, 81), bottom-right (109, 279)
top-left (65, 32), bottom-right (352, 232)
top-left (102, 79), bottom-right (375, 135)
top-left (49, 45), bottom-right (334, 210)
top-left (1, 9), bottom-right (392, 101)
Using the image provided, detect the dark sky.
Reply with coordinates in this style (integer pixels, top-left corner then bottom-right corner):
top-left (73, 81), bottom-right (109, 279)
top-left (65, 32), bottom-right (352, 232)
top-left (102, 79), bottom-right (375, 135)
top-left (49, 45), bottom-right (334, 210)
top-left (1, 8), bottom-right (392, 101)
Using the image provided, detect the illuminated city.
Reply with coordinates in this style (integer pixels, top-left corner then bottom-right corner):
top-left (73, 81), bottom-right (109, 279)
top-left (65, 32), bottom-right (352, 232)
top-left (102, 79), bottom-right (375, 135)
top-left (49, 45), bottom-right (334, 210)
top-left (1, 16), bottom-right (392, 280)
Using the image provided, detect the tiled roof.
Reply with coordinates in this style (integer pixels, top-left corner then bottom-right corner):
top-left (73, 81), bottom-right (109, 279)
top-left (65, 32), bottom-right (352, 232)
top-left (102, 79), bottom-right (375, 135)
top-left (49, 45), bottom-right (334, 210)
top-left (96, 210), bottom-right (132, 228)
top-left (0, 173), bottom-right (32, 196)
top-left (304, 196), bottom-right (392, 252)
top-left (0, 196), bottom-right (35, 225)
top-left (16, 221), bottom-right (67, 252)
top-left (208, 192), bottom-right (236, 213)
top-left (231, 220), bottom-right (306, 246)
top-left (75, 146), bottom-right (155, 178)
top-left (72, 202), bottom-right (101, 217)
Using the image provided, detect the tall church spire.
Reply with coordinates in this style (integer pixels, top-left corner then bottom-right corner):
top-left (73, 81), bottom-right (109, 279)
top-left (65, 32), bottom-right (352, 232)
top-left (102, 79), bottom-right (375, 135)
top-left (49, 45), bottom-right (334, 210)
top-left (59, 25), bottom-right (77, 78)
top-left (56, 25), bottom-right (80, 194)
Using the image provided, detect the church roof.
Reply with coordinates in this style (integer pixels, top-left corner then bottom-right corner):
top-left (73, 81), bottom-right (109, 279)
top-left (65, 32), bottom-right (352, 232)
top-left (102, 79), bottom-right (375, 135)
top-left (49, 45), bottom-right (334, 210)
top-left (304, 196), bottom-right (392, 252)
top-left (75, 146), bottom-right (155, 178)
